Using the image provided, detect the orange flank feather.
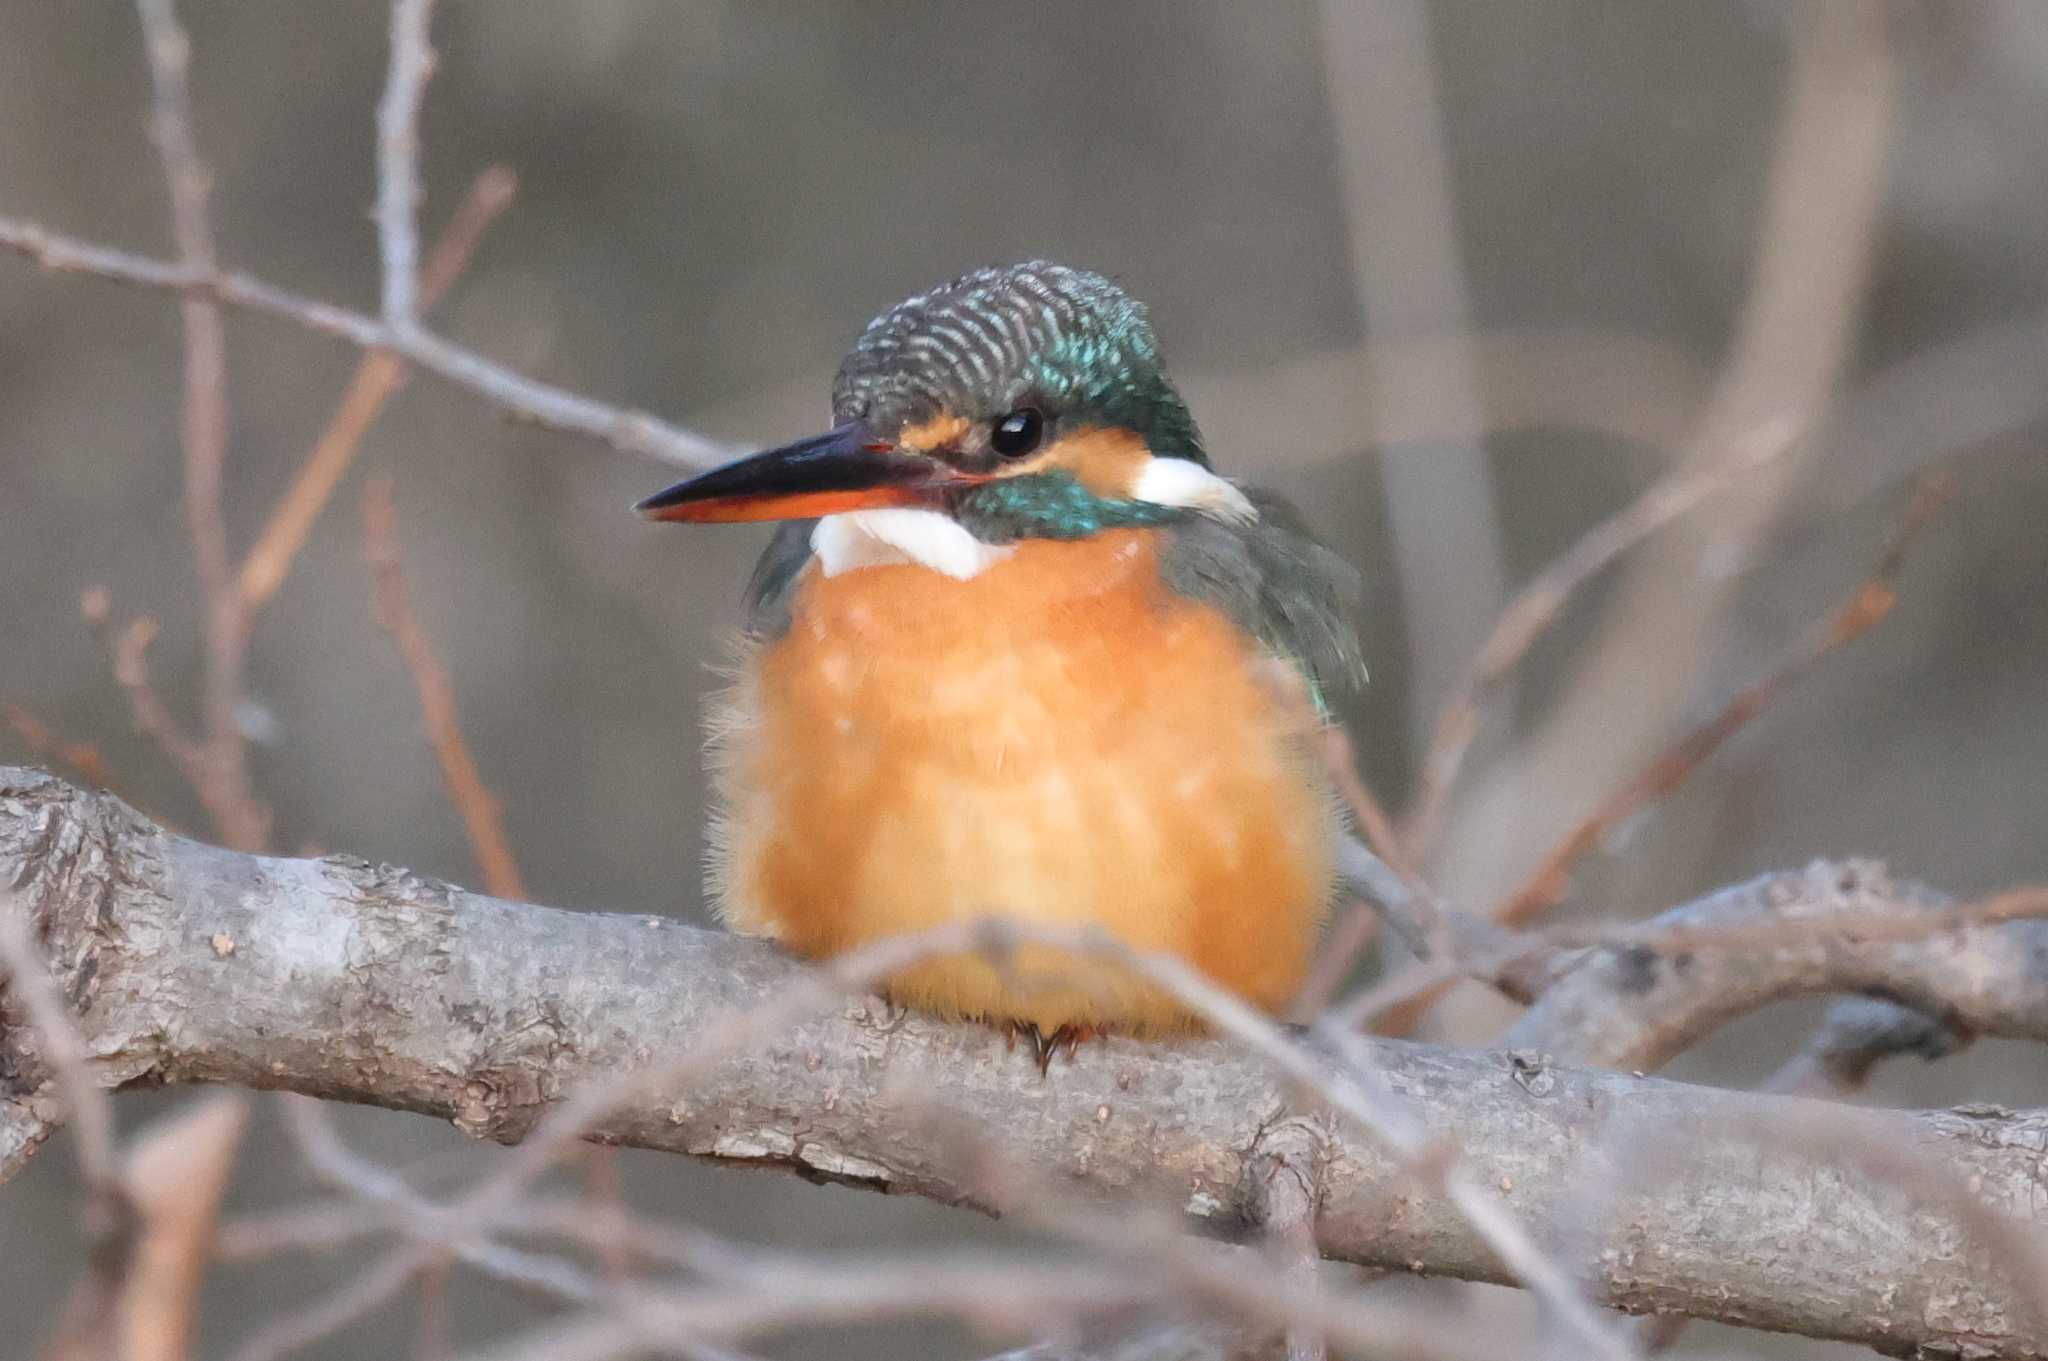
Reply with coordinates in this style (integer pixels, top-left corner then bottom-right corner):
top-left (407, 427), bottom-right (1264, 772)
top-left (708, 528), bottom-right (1335, 1035)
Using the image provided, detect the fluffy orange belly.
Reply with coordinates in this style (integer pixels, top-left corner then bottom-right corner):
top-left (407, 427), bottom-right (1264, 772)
top-left (709, 528), bottom-right (1334, 1035)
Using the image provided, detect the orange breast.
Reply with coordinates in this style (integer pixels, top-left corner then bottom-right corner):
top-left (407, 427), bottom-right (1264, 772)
top-left (708, 528), bottom-right (1334, 1035)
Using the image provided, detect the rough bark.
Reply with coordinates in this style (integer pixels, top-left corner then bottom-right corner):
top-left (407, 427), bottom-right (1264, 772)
top-left (1510, 861), bottom-right (2048, 1070)
top-left (3, 766), bottom-right (2045, 1358)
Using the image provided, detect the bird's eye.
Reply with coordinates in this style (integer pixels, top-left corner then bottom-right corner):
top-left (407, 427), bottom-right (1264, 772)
top-left (990, 407), bottom-right (1045, 459)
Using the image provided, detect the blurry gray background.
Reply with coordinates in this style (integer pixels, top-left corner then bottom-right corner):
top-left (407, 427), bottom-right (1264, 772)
top-left (4, 3), bottom-right (2047, 1358)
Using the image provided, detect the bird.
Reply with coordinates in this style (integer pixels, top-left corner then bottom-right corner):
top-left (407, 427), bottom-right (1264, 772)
top-left (637, 262), bottom-right (1363, 1069)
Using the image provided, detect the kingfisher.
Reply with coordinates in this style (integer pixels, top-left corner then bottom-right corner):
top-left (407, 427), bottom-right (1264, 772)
top-left (637, 263), bottom-right (1363, 1066)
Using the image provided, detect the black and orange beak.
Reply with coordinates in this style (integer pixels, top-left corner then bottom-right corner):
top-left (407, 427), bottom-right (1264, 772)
top-left (634, 423), bottom-right (947, 524)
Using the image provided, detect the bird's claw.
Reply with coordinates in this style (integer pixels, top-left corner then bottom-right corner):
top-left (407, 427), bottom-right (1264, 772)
top-left (996, 1021), bottom-right (1106, 1076)
top-left (1033, 1023), bottom-right (1100, 1077)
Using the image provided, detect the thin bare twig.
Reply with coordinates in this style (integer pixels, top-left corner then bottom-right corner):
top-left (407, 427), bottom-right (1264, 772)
top-left (1319, 0), bottom-right (1507, 755)
top-left (274, 1095), bottom-right (600, 1307)
top-left (445, 1240), bottom-right (1507, 1361)
top-left (363, 475), bottom-right (527, 900)
top-left (414, 1257), bottom-right (452, 1361)
top-left (237, 1106), bottom-right (1478, 1361)
top-left (237, 165), bottom-right (518, 612)
top-left (226, 1246), bottom-right (436, 1361)
top-left (87, 609), bottom-right (213, 834)
top-left (1765, 998), bottom-right (1967, 1098)
top-left (578, 1146), bottom-right (639, 1283)
top-left (948, 1145), bottom-right (1481, 1361)
top-left (110, 1095), bottom-right (249, 1361)
top-left (134, 0), bottom-right (268, 853)
top-left (1422, 2), bottom-right (1894, 962)
top-left (1288, 901), bottom-right (1381, 1023)
top-left (216, 1147), bottom-right (511, 1260)
top-left (377, 0), bottom-right (438, 327)
top-left (1362, 474), bottom-right (1948, 1037)
top-left (1331, 953), bottom-right (1485, 1033)
top-left (1320, 726), bottom-right (1415, 887)
top-left (215, 1188), bottom-right (718, 1278)
top-left (107, 615), bottom-right (214, 809)
top-left (274, 1101), bottom-right (1282, 1361)
top-left (2, 897), bottom-right (141, 1361)
top-left (1493, 475), bottom-right (1951, 927)
top-left (215, 1198), bottom-right (390, 1260)
top-left (447, 1263), bottom-right (1154, 1361)
top-left (0, 217), bottom-right (730, 468)
top-left (1292, 722), bottom-right (1478, 1017)
top-left (1, 705), bottom-right (121, 795)
top-left (1401, 423), bottom-right (1797, 861)
top-left (0, 904), bottom-right (117, 1189)
top-left (266, 1103), bottom-right (1473, 1361)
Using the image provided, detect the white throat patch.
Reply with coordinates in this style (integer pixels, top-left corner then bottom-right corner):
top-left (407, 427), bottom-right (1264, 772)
top-left (811, 509), bottom-right (1015, 580)
top-left (808, 459), bottom-right (1256, 582)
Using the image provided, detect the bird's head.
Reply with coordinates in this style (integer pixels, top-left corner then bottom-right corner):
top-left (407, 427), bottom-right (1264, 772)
top-left (636, 263), bottom-right (1254, 570)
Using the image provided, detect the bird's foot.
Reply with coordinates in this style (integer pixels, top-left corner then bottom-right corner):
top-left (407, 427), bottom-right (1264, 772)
top-left (873, 997), bottom-right (913, 1034)
top-left (997, 1021), bottom-right (1106, 1075)
top-left (1031, 1023), bottom-right (1101, 1077)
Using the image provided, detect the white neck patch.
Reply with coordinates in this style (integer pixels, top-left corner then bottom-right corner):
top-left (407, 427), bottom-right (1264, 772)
top-left (808, 459), bottom-right (1256, 582)
top-left (1130, 457), bottom-right (1259, 524)
top-left (812, 509), bottom-right (1015, 580)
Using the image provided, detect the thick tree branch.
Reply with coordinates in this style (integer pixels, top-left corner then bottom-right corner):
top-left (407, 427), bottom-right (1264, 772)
top-left (3, 766), bottom-right (2047, 1357)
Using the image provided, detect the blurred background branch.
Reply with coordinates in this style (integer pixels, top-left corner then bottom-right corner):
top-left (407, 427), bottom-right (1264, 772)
top-left (5, 2), bottom-right (2048, 1359)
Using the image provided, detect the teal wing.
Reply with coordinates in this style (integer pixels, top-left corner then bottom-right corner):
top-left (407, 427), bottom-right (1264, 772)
top-left (1156, 488), bottom-right (1367, 714)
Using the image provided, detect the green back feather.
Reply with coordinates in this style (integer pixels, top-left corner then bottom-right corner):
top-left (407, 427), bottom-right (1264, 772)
top-left (1153, 487), bottom-right (1366, 713)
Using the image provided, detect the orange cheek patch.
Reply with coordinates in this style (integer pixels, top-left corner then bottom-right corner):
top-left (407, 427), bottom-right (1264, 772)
top-left (1036, 426), bottom-right (1152, 497)
top-left (898, 412), bottom-right (971, 453)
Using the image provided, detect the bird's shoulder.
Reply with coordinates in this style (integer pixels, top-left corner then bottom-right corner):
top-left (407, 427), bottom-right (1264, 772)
top-left (1153, 485), bottom-right (1367, 712)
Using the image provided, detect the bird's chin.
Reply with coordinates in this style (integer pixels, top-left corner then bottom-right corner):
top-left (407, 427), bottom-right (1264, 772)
top-left (811, 508), bottom-right (1013, 580)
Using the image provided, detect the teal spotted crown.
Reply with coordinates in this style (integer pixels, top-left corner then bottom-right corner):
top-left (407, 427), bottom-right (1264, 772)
top-left (831, 262), bottom-right (1207, 466)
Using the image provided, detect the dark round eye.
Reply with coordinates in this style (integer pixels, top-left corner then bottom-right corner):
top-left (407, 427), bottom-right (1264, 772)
top-left (990, 407), bottom-right (1045, 459)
